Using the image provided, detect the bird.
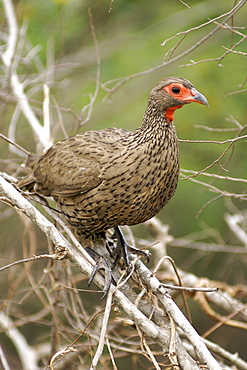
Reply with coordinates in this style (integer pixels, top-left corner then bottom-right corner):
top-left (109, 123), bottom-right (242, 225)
top-left (19, 77), bottom-right (208, 271)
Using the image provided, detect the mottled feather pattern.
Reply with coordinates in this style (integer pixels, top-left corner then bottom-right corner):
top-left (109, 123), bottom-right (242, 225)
top-left (18, 77), bottom-right (208, 240)
top-left (32, 120), bottom-right (179, 237)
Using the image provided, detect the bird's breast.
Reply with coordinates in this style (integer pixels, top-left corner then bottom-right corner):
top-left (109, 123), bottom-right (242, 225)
top-left (55, 128), bottom-right (180, 235)
top-left (92, 137), bottom-right (180, 225)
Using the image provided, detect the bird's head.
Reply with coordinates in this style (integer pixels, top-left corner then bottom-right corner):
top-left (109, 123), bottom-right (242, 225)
top-left (149, 77), bottom-right (208, 123)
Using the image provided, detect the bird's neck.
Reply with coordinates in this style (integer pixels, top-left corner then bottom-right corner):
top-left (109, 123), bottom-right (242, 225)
top-left (132, 103), bottom-right (177, 147)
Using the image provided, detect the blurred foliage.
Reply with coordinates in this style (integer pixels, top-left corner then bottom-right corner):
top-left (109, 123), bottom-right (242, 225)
top-left (0, 0), bottom-right (247, 368)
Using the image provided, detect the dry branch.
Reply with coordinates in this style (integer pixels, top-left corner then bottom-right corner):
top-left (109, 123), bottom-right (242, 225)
top-left (0, 175), bottom-right (224, 369)
top-left (1, 0), bottom-right (247, 368)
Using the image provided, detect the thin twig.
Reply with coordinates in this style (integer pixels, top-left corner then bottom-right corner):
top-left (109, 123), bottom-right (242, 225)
top-left (43, 84), bottom-right (51, 144)
top-left (79, 8), bottom-right (100, 128)
top-left (135, 260), bottom-right (222, 370)
top-left (161, 284), bottom-right (219, 293)
top-left (101, 0), bottom-right (246, 95)
top-left (180, 173), bottom-right (247, 200)
top-left (225, 213), bottom-right (247, 247)
top-left (0, 345), bottom-right (11, 370)
top-left (0, 312), bottom-right (39, 370)
top-left (105, 336), bottom-right (118, 370)
top-left (0, 253), bottom-right (60, 273)
top-left (90, 290), bottom-right (113, 370)
top-left (1, 0), bottom-right (52, 150)
top-left (49, 347), bottom-right (77, 370)
top-left (161, 1), bottom-right (246, 46)
top-left (180, 168), bottom-right (247, 184)
top-left (178, 134), bottom-right (247, 145)
top-left (0, 133), bottom-right (31, 156)
top-left (180, 33), bottom-right (246, 67)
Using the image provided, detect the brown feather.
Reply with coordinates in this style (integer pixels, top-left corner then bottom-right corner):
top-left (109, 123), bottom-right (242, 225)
top-left (18, 77), bottom-right (207, 238)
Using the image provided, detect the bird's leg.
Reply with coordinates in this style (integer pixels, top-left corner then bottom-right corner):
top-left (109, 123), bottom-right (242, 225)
top-left (85, 247), bottom-right (115, 298)
top-left (112, 226), bottom-right (150, 269)
top-left (85, 227), bottom-right (150, 296)
top-left (112, 226), bottom-right (130, 269)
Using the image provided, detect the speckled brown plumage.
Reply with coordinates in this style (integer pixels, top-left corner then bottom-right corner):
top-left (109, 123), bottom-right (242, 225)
top-left (19, 77), bottom-right (208, 240)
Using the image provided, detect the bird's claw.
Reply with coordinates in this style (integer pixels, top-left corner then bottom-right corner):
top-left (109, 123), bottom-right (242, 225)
top-left (112, 226), bottom-right (150, 268)
top-left (126, 245), bottom-right (151, 263)
top-left (85, 247), bottom-right (115, 298)
top-left (85, 227), bottom-right (150, 298)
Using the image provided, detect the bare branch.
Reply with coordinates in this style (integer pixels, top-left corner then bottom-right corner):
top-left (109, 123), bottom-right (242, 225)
top-left (1, 0), bottom-right (53, 150)
top-left (225, 213), bottom-right (247, 247)
top-left (161, 1), bottom-right (246, 46)
top-left (0, 312), bottom-right (39, 370)
top-left (146, 273), bottom-right (221, 369)
top-left (0, 175), bottom-right (224, 369)
top-left (0, 253), bottom-right (59, 273)
top-left (1, 0), bottom-right (18, 67)
top-left (178, 134), bottom-right (247, 145)
top-left (1, 1), bottom-right (246, 368)
top-left (100, 0), bottom-right (246, 96)
top-left (180, 168), bottom-right (247, 184)
top-left (0, 345), bottom-right (11, 370)
top-left (180, 173), bottom-right (247, 201)
top-left (49, 347), bottom-right (77, 370)
top-left (79, 8), bottom-right (100, 128)
top-left (180, 33), bottom-right (246, 67)
top-left (90, 290), bottom-right (113, 369)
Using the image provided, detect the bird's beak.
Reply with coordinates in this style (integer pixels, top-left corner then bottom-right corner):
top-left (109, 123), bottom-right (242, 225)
top-left (188, 88), bottom-right (209, 106)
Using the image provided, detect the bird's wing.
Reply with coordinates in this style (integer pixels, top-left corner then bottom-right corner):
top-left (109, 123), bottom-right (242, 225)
top-left (31, 128), bottom-right (130, 197)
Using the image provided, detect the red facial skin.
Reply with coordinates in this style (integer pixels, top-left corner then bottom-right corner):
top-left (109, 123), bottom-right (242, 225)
top-left (162, 82), bottom-right (207, 123)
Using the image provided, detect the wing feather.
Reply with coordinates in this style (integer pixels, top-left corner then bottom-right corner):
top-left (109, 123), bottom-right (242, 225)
top-left (23, 128), bottom-right (131, 197)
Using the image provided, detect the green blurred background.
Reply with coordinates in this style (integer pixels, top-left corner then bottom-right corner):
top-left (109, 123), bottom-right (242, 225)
top-left (0, 0), bottom-right (247, 367)
top-left (5, 0), bottom-right (245, 263)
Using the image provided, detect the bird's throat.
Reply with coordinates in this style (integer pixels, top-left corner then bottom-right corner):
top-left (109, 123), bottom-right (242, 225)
top-left (164, 105), bottom-right (183, 123)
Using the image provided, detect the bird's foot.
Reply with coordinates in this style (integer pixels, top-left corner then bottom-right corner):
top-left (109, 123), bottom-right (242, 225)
top-left (85, 247), bottom-right (115, 298)
top-left (126, 244), bottom-right (150, 263)
top-left (85, 227), bottom-right (150, 297)
top-left (111, 226), bottom-right (150, 270)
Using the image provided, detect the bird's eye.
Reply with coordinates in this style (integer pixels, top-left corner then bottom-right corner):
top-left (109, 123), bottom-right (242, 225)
top-left (172, 86), bottom-right (180, 94)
